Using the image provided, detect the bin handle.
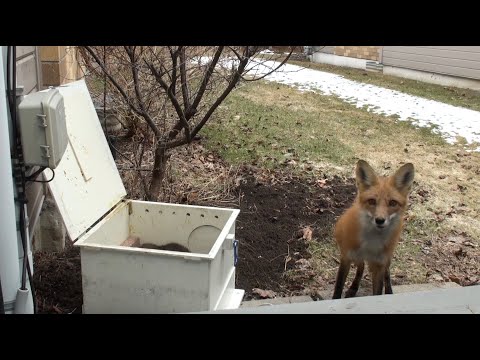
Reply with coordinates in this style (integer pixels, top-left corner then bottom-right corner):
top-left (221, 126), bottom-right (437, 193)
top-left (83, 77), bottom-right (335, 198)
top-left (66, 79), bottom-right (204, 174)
top-left (233, 239), bottom-right (239, 267)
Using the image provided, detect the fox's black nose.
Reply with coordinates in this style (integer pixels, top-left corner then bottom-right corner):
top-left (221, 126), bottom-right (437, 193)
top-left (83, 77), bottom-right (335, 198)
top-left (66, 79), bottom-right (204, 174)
top-left (375, 218), bottom-right (385, 225)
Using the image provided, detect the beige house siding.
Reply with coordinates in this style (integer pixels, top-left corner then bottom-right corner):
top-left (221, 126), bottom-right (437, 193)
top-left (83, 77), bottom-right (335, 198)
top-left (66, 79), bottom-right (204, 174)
top-left (382, 46), bottom-right (480, 81)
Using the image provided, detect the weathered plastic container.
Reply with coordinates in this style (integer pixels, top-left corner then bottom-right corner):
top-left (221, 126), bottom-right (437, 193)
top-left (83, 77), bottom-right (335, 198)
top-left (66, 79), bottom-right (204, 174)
top-left (46, 80), bottom-right (244, 313)
top-left (77, 200), bottom-right (241, 314)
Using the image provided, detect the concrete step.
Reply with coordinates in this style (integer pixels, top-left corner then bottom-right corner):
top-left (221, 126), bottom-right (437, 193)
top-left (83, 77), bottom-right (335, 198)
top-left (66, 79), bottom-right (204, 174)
top-left (240, 295), bottom-right (313, 308)
top-left (208, 284), bottom-right (480, 314)
top-left (315, 281), bottom-right (461, 300)
top-left (240, 282), bottom-right (461, 308)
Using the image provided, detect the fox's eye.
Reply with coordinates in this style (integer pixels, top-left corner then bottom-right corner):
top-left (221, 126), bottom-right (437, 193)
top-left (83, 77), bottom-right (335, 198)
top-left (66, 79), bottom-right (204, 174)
top-left (367, 199), bottom-right (376, 206)
top-left (389, 200), bottom-right (398, 207)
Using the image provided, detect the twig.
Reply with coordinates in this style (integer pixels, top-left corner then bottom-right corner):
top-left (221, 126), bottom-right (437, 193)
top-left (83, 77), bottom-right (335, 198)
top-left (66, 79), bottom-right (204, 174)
top-left (269, 253), bottom-right (289, 262)
top-left (284, 244), bottom-right (291, 271)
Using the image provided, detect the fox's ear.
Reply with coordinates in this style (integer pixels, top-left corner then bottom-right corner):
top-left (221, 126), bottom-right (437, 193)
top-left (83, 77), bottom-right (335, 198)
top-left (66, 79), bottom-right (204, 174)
top-left (392, 163), bottom-right (415, 194)
top-left (356, 160), bottom-right (378, 191)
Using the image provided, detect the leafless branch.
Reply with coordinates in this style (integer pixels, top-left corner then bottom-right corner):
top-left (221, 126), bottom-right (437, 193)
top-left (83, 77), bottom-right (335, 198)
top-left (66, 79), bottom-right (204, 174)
top-left (189, 46), bottom-right (224, 117)
top-left (179, 47), bottom-right (190, 110)
top-left (83, 47), bottom-right (138, 112)
top-left (241, 48), bottom-right (295, 82)
top-left (78, 45), bottom-right (293, 200)
top-left (145, 60), bottom-right (191, 142)
top-left (124, 46), bottom-right (161, 138)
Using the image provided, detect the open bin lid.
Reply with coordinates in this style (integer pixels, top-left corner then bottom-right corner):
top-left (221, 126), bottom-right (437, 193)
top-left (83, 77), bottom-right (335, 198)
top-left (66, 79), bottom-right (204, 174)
top-left (45, 80), bottom-right (127, 241)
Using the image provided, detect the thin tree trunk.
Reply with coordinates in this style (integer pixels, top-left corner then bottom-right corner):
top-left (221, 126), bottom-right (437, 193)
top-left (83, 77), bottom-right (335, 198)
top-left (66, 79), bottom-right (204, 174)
top-left (148, 143), bottom-right (169, 201)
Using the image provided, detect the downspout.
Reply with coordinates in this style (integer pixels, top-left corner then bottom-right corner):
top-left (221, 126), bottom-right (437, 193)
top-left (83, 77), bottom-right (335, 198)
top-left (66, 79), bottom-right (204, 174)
top-left (304, 46), bottom-right (313, 60)
top-left (0, 46), bottom-right (22, 314)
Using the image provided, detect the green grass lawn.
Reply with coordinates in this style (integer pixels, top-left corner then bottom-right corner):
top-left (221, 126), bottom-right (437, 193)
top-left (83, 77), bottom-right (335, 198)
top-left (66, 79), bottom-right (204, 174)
top-left (203, 78), bottom-right (480, 287)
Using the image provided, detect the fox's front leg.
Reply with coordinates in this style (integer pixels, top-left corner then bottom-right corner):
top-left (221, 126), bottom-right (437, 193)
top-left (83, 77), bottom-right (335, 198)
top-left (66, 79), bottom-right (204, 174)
top-left (345, 261), bottom-right (365, 298)
top-left (384, 263), bottom-right (393, 294)
top-left (370, 262), bottom-right (386, 296)
top-left (333, 258), bottom-right (351, 299)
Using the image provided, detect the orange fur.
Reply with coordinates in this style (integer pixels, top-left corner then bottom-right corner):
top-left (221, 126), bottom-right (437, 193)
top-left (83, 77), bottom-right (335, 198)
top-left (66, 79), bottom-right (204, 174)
top-left (332, 160), bottom-right (414, 298)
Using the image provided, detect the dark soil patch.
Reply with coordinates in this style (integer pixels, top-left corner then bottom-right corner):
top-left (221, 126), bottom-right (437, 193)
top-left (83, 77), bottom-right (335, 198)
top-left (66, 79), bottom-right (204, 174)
top-left (422, 234), bottom-right (480, 287)
top-left (33, 241), bottom-right (82, 314)
top-left (235, 170), bottom-right (356, 299)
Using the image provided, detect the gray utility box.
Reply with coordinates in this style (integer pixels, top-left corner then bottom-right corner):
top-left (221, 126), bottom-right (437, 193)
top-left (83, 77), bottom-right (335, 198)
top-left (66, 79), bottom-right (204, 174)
top-left (18, 88), bottom-right (68, 169)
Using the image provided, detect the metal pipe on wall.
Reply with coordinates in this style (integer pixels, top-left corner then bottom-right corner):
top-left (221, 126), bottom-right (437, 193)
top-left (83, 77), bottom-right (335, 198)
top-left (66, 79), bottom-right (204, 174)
top-left (0, 46), bottom-right (22, 313)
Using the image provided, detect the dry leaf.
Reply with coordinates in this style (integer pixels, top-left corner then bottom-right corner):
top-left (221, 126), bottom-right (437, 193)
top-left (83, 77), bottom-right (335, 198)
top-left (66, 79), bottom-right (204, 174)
top-left (284, 255), bottom-right (292, 271)
top-left (448, 236), bottom-right (465, 244)
top-left (295, 258), bottom-right (311, 270)
top-left (316, 179), bottom-right (327, 188)
top-left (448, 275), bottom-right (461, 284)
top-left (468, 276), bottom-right (478, 284)
top-left (252, 288), bottom-right (277, 299)
top-left (430, 274), bottom-right (444, 281)
top-left (454, 247), bottom-right (465, 257)
top-left (302, 226), bottom-right (313, 241)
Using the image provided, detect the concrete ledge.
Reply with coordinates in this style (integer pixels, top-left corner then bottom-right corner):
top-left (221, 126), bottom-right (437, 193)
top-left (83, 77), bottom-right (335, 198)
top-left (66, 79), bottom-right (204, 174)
top-left (240, 295), bottom-right (313, 308)
top-left (383, 66), bottom-right (480, 91)
top-left (195, 285), bottom-right (480, 314)
top-left (314, 282), bottom-right (460, 300)
top-left (310, 53), bottom-right (367, 70)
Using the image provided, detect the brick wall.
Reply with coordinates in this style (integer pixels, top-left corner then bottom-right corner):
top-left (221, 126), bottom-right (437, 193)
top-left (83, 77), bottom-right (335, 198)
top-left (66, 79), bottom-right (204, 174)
top-left (334, 46), bottom-right (381, 61)
top-left (39, 46), bottom-right (83, 88)
top-left (270, 46), bottom-right (305, 54)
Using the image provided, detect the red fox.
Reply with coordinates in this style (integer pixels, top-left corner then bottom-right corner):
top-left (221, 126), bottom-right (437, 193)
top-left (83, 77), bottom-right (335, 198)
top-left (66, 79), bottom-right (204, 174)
top-left (333, 160), bottom-right (415, 299)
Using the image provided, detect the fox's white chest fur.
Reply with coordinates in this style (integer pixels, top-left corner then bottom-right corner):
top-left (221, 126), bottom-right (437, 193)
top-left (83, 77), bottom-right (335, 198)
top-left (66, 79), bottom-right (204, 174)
top-left (347, 210), bottom-right (400, 264)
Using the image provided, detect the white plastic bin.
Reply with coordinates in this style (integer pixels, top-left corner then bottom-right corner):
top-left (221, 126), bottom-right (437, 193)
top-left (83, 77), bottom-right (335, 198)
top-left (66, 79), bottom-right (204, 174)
top-left (77, 200), bottom-right (242, 313)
